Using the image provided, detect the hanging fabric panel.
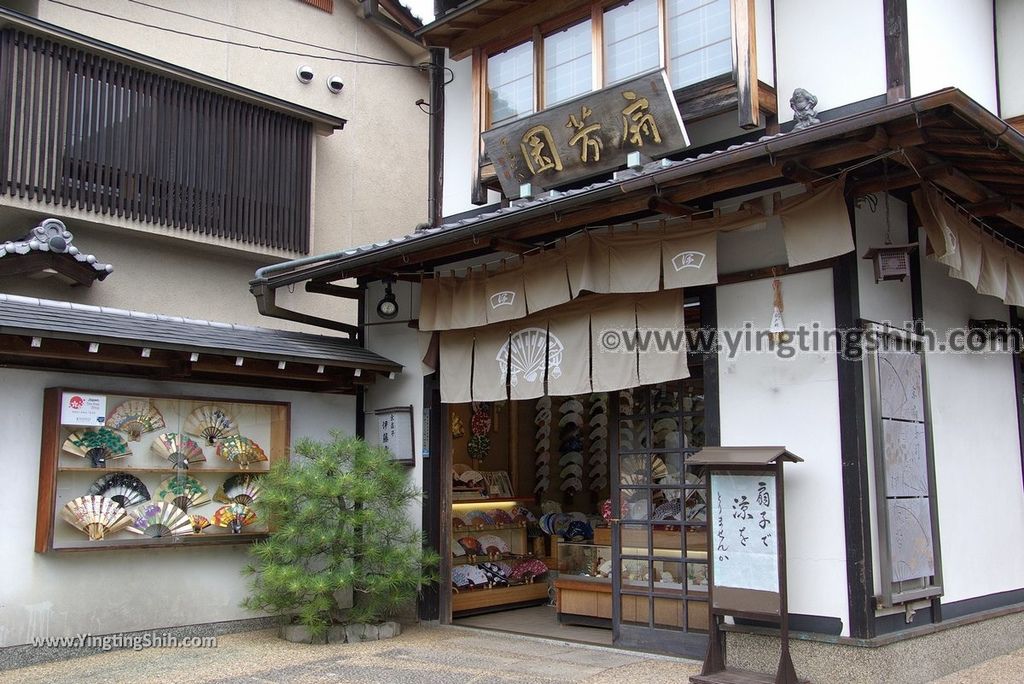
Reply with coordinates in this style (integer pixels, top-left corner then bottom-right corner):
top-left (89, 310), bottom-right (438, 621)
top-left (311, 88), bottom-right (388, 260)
top-left (439, 329), bottom-right (474, 404)
top-left (780, 181), bottom-right (854, 266)
top-left (594, 232), bottom-right (661, 293)
top-left (912, 186), bottom-right (960, 269)
top-left (1006, 254), bottom-right (1024, 307)
top-left (977, 233), bottom-right (1008, 300)
top-left (507, 321), bottom-right (549, 401)
top-left (484, 264), bottom-right (528, 324)
top-left (566, 233), bottom-right (611, 297)
top-left (662, 230), bottom-right (718, 289)
top-left (948, 222), bottom-right (982, 288)
top-left (522, 247), bottom-right (573, 313)
top-left (449, 269), bottom-right (489, 329)
top-left (546, 308), bottom-right (592, 397)
top-left (590, 297), bottom-right (639, 392)
top-left (472, 325), bottom-right (511, 402)
top-left (635, 289), bottom-right (689, 386)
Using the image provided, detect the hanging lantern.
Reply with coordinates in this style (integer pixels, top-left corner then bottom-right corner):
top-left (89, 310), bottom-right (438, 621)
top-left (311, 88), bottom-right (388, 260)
top-left (862, 243), bottom-right (917, 282)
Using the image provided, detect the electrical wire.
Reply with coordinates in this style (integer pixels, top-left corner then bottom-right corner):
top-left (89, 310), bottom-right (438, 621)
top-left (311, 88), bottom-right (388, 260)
top-left (123, 0), bottom-right (412, 69)
top-left (47, 0), bottom-right (439, 74)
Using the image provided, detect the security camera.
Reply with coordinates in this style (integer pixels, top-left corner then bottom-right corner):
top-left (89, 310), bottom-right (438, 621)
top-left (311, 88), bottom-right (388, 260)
top-left (327, 75), bottom-right (344, 94)
top-left (296, 65), bottom-right (314, 84)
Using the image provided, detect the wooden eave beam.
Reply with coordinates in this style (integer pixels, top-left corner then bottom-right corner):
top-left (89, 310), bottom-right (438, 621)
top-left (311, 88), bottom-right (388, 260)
top-left (896, 147), bottom-right (1024, 230)
top-left (490, 237), bottom-right (536, 254)
top-left (966, 197), bottom-right (1013, 216)
top-left (0, 252), bottom-right (103, 286)
top-left (780, 160), bottom-right (824, 184)
top-left (648, 195), bottom-right (698, 217)
top-left (447, 0), bottom-right (592, 59)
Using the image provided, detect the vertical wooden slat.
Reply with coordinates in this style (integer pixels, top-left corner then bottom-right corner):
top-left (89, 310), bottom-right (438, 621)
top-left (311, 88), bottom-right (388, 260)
top-left (271, 112), bottom-right (283, 246)
top-left (51, 42), bottom-right (69, 204)
top-left (83, 50), bottom-right (98, 211)
top-left (100, 56), bottom-right (114, 214)
top-left (25, 35), bottom-right (41, 200)
top-left (156, 72), bottom-right (168, 224)
top-left (36, 37), bottom-right (51, 202)
top-left (110, 59), bottom-right (123, 217)
top-left (142, 69), bottom-right (156, 221)
top-left (15, 33), bottom-right (32, 199)
top-left (0, 30), bottom-right (14, 195)
top-left (41, 39), bottom-right (58, 203)
top-left (195, 87), bottom-right (208, 234)
top-left (299, 122), bottom-right (312, 253)
top-left (188, 85), bottom-right (200, 231)
top-left (284, 117), bottom-right (296, 250)
top-left (256, 106), bottom-right (268, 246)
top-left (63, 41), bottom-right (80, 208)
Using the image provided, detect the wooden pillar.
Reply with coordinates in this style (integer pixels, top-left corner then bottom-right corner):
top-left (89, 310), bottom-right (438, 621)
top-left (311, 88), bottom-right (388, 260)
top-left (834, 198), bottom-right (876, 639)
top-left (883, 0), bottom-right (910, 103)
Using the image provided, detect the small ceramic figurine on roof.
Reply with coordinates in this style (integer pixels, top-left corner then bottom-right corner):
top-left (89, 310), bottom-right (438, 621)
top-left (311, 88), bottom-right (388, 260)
top-left (790, 88), bottom-right (820, 130)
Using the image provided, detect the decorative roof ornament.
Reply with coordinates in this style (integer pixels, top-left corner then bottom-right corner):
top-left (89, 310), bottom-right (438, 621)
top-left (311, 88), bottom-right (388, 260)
top-left (0, 217), bottom-right (112, 284)
top-left (790, 88), bottom-right (820, 131)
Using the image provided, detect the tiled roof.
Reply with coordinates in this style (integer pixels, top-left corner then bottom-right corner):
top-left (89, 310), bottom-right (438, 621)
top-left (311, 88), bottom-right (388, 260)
top-left (0, 293), bottom-right (401, 372)
top-left (0, 218), bottom-right (112, 278)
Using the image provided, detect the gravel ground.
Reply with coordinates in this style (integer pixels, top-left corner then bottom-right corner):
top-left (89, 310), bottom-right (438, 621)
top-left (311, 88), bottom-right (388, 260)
top-left (1, 624), bottom-right (1018, 684)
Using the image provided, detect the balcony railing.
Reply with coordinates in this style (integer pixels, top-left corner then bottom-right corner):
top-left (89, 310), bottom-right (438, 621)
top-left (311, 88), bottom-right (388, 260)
top-left (0, 28), bottom-right (313, 253)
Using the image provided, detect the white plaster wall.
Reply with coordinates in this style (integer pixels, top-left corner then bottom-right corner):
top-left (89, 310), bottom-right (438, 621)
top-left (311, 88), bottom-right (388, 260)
top-left (0, 368), bottom-right (355, 647)
top-left (996, 0), bottom-right (1024, 119)
top-left (717, 269), bottom-right (850, 634)
top-left (920, 250), bottom-right (1024, 604)
top-left (774, 0), bottom-right (886, 124)
top-left (441, 56), bottom-right (478, 217)
top-left (907, 0), bottom-right (997, 111)
top-left (27, 0), bottom-right (428, 280)
top-left (755, 0), bottom-right (774, 87)
top-left (363, 284), bottom-right (430, 526)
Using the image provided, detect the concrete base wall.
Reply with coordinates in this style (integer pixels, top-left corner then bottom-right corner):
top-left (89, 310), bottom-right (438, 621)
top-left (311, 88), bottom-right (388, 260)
top-left (726, 609), bottom-right (1024, 684)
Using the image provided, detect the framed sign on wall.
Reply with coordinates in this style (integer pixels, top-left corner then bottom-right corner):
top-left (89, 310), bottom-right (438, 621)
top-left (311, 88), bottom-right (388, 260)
top-left (375, 406), bottom-right (415, 466)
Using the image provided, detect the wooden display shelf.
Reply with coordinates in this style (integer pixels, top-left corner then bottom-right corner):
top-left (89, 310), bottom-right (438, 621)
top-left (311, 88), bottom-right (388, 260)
top-left (452, 523), bottom-right (527, 533)
top-left (451, 496), bottom-right (535, 505)
top-left (452, 581), bottom-right (549, 613)
top-left (52, 531), bottom-right (269, 552)
top-left (57, 465), bottom-right (271, 474)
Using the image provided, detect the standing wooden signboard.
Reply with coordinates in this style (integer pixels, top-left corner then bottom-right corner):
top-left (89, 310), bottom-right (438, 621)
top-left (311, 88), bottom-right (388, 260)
top-left (688, 446), bottom-right (806, 684)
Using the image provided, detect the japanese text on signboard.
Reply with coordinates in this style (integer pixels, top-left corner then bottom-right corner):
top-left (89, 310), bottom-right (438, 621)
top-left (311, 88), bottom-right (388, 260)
top-left (710, 473), bottom-right (779, 593)
top-left (481, 70), bottom-right (688, 198)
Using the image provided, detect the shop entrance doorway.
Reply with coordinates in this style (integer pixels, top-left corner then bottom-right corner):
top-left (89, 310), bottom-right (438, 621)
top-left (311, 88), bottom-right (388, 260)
top-left (438, 290), bottom-right (716, 657)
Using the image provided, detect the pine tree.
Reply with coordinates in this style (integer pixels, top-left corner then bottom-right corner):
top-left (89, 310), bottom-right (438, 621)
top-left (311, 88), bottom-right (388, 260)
top-left (242, 431), bottom-right (438, 636)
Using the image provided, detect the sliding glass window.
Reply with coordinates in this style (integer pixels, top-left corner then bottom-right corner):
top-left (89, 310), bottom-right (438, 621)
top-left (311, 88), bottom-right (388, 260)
top-left (488, 42), bottom-right (535, 127)
top-left (544, 19), bottom-right (593, 107)
top-left (603, 0), bottom-right (660, 86)
top-left (667, 0), bottom-right (733, 89)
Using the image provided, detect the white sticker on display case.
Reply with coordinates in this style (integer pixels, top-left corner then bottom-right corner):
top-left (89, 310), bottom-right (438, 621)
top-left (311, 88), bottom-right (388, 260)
top-left (60, 392), bottom-right (107, 426)
top-left (709, 473), bottom-right (778, 593)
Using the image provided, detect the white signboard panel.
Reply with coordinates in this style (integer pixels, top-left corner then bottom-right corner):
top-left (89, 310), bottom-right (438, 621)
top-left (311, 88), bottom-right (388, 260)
top-left (60, 392), bottom-right (107, 426)
top-left (375, 407), bottom-right (413, 464)
top-left (710, 473), bottom-right (779, 593)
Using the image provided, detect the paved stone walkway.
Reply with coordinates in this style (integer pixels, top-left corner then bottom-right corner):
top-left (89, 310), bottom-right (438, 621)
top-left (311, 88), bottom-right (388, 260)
top-left (0, 626), bottom-right (701, 684)
top-left (2, 624), bottom-right (1020, 683)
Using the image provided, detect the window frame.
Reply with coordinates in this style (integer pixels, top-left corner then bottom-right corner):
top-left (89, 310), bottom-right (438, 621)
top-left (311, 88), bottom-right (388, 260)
top-left (471, 0), bottom-right (765, 203)
top-left (481, 0), bottom-right (738, 129)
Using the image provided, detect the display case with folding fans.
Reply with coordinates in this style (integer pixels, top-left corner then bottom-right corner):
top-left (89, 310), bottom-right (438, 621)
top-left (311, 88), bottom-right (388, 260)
top-left (450, 497), bottom-right (551, 614)
top-left (35, 387), bottom-right (290, 552)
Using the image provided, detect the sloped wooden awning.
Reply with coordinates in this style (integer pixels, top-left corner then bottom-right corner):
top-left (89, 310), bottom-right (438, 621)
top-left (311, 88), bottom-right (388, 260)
top-left (0, 294), bottom-right (401, 394)
top-left (688, 446), bottom-right (804, 466)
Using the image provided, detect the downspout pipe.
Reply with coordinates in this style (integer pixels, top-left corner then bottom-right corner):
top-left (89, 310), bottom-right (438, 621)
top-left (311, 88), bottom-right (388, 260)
top-left (250, 281), bottom-right (360, 338)
top-left (427, 46), bottom-right (445, 227)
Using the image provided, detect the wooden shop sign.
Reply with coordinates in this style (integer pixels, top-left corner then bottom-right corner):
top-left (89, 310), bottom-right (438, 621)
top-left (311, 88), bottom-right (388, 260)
top-left (481, 70), bottom-right (689, 198)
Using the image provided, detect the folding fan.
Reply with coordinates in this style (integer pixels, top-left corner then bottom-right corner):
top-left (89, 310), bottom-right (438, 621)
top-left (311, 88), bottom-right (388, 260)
top-left (189, 515), bottom-right (211, 534)
top-left (62, 428), bottom-right (132, 467)
top-left (156, 474), bottom-right (211, 511)
top-left (184, 405), bottom-right (239, 445)
top-left (215, 436), bottom-right (268, 469)
top-left (87, 472), bottom-right (151, 507)
top-left (61, 495), bottom-right (131, 541)
top-left (214, 474), bottom-right (262, 506)
top-left (151, 433), bottom-right (206, 469)
top-left (126, 502), bottom-right (194, 538)
top-left (213, 504), bottom-right (257, 534)
top-left (105, 400), bottom-right (166, 441)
